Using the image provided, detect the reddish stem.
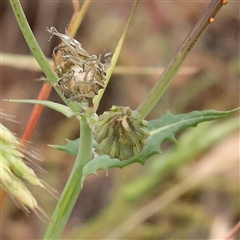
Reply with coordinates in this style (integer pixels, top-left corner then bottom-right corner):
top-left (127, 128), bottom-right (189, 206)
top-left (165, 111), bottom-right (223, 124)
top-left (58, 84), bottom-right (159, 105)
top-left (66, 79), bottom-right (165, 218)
top-left (21, 84), bottom-right (53, 144)
top-left (224, 221), bottom-right (240, 240)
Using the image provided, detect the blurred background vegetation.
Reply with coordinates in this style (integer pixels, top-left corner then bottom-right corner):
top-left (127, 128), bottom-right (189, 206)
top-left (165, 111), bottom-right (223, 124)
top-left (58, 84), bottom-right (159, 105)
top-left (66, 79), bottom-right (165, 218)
top-left (0, 1), bottom-right (239, 239)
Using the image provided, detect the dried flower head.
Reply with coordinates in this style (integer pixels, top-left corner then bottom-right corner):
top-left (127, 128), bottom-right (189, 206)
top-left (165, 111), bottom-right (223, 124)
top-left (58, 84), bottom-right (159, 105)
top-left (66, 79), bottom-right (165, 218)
top-left (94, 106), bottom-right (150, 160)
top-left (0, 117), bottom-right (57, 220)
top-left (44, 27), bottom-right (112, 106)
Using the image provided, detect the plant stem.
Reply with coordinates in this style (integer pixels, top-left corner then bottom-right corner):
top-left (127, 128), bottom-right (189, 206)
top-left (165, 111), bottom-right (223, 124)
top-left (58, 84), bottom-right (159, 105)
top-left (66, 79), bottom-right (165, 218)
top-left (93, 0), bottom-right (139, 110)
top-left (137, 0), bottom-right (225, 118)
top-left (68, 0), bottom-right (92, 37)
top-left (43, 116), bottom-right (93, 239)
top-left (9, 0), bottom-right (57, 83)
top-left (9, 0), bottom-right (80, 113)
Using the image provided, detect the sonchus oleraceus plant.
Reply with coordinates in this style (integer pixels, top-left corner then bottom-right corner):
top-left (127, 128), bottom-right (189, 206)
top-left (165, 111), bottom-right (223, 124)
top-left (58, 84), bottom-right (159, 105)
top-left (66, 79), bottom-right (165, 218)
top-left (5, 0), bottom-right (239, 239)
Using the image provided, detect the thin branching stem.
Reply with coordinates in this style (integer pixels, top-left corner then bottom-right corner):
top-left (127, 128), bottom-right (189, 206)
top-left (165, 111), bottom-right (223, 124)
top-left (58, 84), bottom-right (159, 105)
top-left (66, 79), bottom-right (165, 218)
top-left (68, 0), bottom-right (92, 37)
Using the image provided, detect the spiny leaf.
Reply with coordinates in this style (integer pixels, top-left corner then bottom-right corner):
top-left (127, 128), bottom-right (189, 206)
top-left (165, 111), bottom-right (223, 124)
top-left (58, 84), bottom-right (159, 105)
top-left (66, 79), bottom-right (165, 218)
top-left (50, 139), bottom-right (97, 156)
top-left (49, 139), bottom-right (80, 156)
top-left (52, 108), bottom-right (239, 185)
top-left (122, 116), bottom-right (240, 201)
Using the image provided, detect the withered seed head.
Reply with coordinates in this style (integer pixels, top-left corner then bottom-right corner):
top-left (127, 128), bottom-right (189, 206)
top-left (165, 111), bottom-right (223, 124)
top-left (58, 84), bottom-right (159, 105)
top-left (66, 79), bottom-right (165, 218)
top-left (44, 27), bottom-right (112, 106)
top-left (94, 106), bottom-right (150, 160)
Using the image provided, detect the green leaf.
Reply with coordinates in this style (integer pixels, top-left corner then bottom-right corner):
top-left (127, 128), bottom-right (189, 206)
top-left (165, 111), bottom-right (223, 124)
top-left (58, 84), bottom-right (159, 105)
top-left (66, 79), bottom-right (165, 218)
top-left (122, 116), bottom-right (240, 201)
top-left (93, 0), bottom-right (139, 110)
top-left (49, 139), bottom-right (80, 156)
top-left (50, 139), bottom-right (98, 156)
top-left (8, 99), bottom-right (80, 118)
top-left (54, 108), bottom-right (239, 185)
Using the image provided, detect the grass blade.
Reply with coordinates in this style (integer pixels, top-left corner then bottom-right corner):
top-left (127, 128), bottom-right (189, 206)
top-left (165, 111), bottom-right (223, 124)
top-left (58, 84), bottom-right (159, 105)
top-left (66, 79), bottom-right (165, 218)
top-left (137, 0), bottom-right (227, 118)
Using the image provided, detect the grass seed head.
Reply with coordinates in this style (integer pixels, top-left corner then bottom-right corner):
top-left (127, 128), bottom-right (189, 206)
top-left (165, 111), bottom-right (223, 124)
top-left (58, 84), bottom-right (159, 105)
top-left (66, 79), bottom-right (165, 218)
top-left (0, 122), bottom-right (56, 219)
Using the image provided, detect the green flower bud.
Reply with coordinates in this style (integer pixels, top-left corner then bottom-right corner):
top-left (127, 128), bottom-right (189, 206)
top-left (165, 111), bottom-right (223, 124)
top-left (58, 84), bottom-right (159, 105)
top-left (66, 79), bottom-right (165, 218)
top-left (94, 106), bottom-right (149, 160)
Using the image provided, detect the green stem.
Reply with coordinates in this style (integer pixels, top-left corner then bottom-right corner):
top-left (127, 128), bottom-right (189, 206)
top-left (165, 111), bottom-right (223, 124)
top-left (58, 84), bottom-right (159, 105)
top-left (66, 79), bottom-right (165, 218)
top-left (137, 0), bottom-right (225, 118)
top-left (43, 116), bottom-right (93, 239)
top-left (93, 0), bottom-right (139, 110)
top-left (9, 0), bottom-right (81, 113)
